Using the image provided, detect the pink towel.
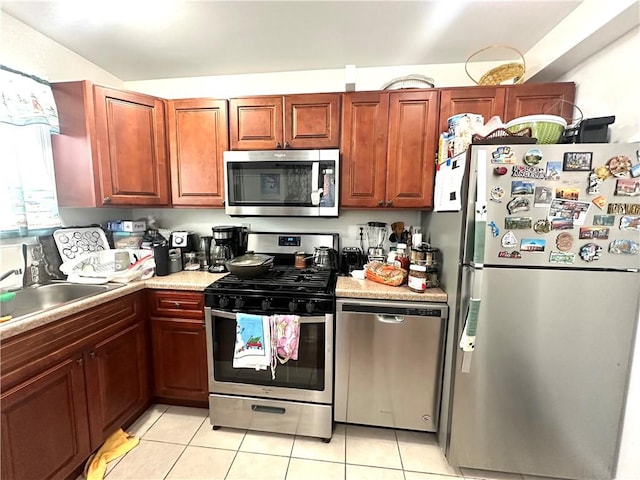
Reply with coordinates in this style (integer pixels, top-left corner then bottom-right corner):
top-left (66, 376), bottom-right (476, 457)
top-left (270, 315), bottom-right (300, 379)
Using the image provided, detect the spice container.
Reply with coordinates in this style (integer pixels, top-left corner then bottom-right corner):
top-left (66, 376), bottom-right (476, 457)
top-left (394, 243), bottom-right (410, 270)
top-left (424, 247), bottom-right (439, 266)
top-left (426, 267), bottom-right (440, 288)
top-left (295, 251), bottom-right (307, 269)
top-left (408, 264), bottom-right (427, 293)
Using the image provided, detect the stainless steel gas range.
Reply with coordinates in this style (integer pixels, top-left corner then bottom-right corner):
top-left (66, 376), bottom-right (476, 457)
top-left (204, 232), bottom-right (338, 442)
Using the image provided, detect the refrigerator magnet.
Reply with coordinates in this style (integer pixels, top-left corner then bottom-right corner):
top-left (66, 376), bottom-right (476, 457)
top-left (579, 227), bottom-right (610, 240)
top-left (534, 187), bottom-right (553, 207)
top-left (498, 250), bottom-right (522, 259)
top-left (594, 165), bottom-right (613, 180)
top-left (550, 217), bottom-right (574, 230)
top-left (520, 238), bottom-right (545, 252)
top-left (620, 215), bottom-right (640, 231)
top-left (587, 172), bottom-right (603, 195)
top-left (631, 162), bottom-right (640, 178)
top-left (549, 251), bottom-right (576, 265)
top-left (609, 239), bottom-right (639, 255)
top-left (563, 152), bottom-right (593, 171)
top-left (512, 165), bottom-right (545, 179)
top-left (610, 203), bottom-right (640, 215)
top-left (501, 231), bottom-right (518, 248)
top-left (607, 155), bottom-right (632, 177)
top-left (490, 186), bottom-right (505, 202)
top-left (505, 217), bottom-right (532, 229)
top-left (614, 178), bottom-right (640, 196)
top-left (555, 232), bottom-right (574, 251)
top-left (533, 219), bottom-right (552, 234)
top-left (545, 162), bottom-right (562, 180)
top-left (593, 214), bottom-right (616, 226)
top-left (555, 188), bottom-right (580, 200)
top-left (494, 166), bottom-right (508, 176)
top-left (507, 197), bottom-right (530, 214)
top-left (593, 196), bottom-right (607, 210)
top-left (579, 243), bottom-right (603, 262)
top-left (488, 221), bottom-right (500, 237)
top-left (523, 149), bottom-right (542, 166)
top-left (511, 181), bottom-right (535, 196)
top-left (491, 146), bottom-right (516, 164)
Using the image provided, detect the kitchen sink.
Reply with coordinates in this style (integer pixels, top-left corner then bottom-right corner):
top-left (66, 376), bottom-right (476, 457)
top-left (0, 282), bottom-right (125, 321)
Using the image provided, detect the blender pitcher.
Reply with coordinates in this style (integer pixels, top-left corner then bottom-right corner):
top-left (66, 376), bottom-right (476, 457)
top-left (366, 222), bottom-right (388, 261)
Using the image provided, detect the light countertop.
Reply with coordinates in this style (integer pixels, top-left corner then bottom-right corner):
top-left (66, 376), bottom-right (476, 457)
top-left (1, 271), bottom-right (447, 340)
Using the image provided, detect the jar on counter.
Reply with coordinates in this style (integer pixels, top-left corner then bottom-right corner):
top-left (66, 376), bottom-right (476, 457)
top-left (183, 252), bottom-right (200, 271)
top-left (408, 264), bottom-right (427, 293)
top-left (295, 251), bottom-right (307, 269)
top-left (394, 243), bottom-right (410, 270)
top-left (425, 267), bottom-right (439, 288)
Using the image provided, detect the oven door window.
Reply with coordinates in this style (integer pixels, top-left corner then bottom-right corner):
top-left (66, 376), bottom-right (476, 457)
top-left (227, 161), bottom-right (316, 206)
top-left (212, 315), bottom-right (325, 390)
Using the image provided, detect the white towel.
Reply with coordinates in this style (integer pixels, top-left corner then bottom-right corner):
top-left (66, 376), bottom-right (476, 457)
top-left (233, 313), bottom-right (272, 370)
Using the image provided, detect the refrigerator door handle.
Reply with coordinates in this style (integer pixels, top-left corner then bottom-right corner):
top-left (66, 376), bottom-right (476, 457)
top-left (459, 267), bottom-right (483, 373)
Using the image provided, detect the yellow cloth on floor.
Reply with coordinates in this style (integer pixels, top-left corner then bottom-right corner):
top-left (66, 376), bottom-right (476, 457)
top-left (84, 428), bottom-right (139, 480)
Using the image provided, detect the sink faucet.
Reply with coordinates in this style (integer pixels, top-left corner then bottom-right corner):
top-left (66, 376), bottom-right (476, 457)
top-left (0, 268), bottom-right (22, 283)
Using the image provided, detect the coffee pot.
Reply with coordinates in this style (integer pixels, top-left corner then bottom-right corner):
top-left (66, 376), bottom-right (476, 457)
top-left (312, 246), bottom-right (339, 270)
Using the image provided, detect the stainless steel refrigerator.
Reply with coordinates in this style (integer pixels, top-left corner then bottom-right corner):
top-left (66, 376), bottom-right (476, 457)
top-left (428, 142), bottom-right (640, 480)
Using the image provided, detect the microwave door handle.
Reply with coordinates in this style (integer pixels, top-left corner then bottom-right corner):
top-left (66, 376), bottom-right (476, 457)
top-left (311, 162), bottom-right (323, 206)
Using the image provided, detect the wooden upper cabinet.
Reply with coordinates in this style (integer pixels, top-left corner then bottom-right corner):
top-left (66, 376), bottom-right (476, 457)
top-left (94, 86), bottom-right (170, 206)
top-left (341, 89), bottom-right (439, 209)
top-left (504, 82), bottom-right (576, 123)
top-left (386, 90), bottom-right (439, 209)
top-left (284, 94), bottom-right (340, 148)
top-left (229, 93), bottom-right (340, 150)
top-left (439, 86), bottom-right (506, 133)
top-left (51, 81), bottom-right (170, 207)
top-left (167, 98), bottom-right (229, 207)
top-left (340, 91), bottom-right (389, 208)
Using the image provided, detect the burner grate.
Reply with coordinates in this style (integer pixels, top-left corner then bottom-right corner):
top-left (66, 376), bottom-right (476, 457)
top-left (209, 267), bottom-right (334, 294)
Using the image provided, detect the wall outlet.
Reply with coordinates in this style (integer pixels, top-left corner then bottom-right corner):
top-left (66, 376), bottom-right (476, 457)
top-left (355, 224), bottom-right (366, 241)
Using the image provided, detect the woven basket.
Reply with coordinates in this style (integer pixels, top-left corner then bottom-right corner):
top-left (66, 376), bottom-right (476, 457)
top-left (465, 45), bottom-right (526, 86)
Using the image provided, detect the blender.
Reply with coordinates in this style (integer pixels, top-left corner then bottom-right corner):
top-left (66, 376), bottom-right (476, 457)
top-left (366, 222), bottom-right (388, 263)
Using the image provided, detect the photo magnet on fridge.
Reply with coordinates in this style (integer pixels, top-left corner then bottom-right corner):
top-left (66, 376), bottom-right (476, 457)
top-left (614, 178), bottom-right (640, 197)
top-left (534, 187), bottom-right (553, 207)
top-left (520, 238), bottom-right (545, 252)
top-left (593, 215), bottom-right (616, 226)
top-left (563, 152), bottom-right (593, 171)
top-left (549, 251), bottom-right (576, 265)
top-left (609, 240), bottom-right (639, 255)
top-left (545, 162), bottom-right (562, 180)
top-left (579, 227), bottom-right (610, 240)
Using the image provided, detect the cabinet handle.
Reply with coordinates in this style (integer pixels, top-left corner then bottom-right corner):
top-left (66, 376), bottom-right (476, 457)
top-left (284, 142), bottom-right (290, 149)
top-left (378, 200), bottom-right (384, 206)
top-left (76, 358), bottom-right (83, 366)
top-left (276, 142), bottom-right (282, 149)
top-left (103, 196), bottom-right (111, 203)
top-left (173, 302), bottom-right (181, 308)
top-left (386, 200), bottom-right (393, 207)
top-left (88, 351), bottom-right (96, 359)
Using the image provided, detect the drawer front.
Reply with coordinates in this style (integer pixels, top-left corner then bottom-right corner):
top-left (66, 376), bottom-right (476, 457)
top-left (149, 290), bottom-right (204, 319)
top-left (209, 394), bottom-right (332, 440)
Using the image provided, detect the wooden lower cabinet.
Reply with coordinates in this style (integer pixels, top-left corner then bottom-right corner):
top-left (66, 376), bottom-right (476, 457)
top-left (1, 356), bottom-right (91, 480)
top-left (0, 292), bottom-right (150, 480)
top-left (149, 290), bottom-right (208, 407)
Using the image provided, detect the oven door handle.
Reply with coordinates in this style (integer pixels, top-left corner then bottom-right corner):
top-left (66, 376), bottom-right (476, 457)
top-left (206, 308), bottom-right (328, 324)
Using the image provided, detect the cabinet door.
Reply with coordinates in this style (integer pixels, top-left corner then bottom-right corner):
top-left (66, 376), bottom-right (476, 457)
top-left (284, 93), bottom-right (341, 148)
top-left (439, 87), bottom-right (506, 133)
top-left (84, 321), bottom-right (149, 449)
top-left (340, 92), bottom-right (389, 208)
top-left (151, 317), bottom-right (208, 404)
top-left (504, 82), bottom-right (576, 123)
top-left (386, 90), bottom-right (440, 209)
top-left (94, 86), bottom-right (170, 205)
top-left (1, 356), bottom-right (91, 480)
top-left (229, 96), bottom-right (283, 150)
top-left (168, 99), bottom-right (229, 206)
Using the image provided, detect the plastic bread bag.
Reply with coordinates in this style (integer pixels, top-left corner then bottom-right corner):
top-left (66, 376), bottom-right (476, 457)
top-left (364, 261), bottom-right (407, 286)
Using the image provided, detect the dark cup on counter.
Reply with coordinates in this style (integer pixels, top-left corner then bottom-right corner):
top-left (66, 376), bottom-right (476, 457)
top-left (153, 245), bottom-right (170, 276)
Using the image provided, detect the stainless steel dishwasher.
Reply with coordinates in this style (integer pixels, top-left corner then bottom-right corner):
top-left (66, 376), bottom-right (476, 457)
top-left (334, 298), bottom-right (448, 432)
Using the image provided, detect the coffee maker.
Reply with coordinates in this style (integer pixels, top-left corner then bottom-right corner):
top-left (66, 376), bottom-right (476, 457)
top-left (210, 226), bottom-right (248, 272)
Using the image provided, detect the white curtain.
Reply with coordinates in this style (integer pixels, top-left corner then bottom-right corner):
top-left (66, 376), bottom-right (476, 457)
top-left (0, 66), bottom-right (61, 238)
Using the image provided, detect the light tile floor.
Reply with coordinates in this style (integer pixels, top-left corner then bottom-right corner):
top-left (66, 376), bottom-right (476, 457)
top-left (88, 404), bottom-right (561, 480)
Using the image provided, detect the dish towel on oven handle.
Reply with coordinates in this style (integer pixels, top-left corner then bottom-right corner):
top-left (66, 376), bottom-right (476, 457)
top-left (270, 314), bottom-right (301, 379)
top-left (233, 313), bottom-right (272, 370)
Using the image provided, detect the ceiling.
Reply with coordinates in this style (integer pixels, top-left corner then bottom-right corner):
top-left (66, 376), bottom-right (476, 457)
top-left (1, 0), bottom-right (584, 82)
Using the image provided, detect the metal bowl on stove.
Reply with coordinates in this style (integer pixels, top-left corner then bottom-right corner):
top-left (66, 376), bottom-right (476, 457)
top-left (225, 252), bottom-right (274, 279)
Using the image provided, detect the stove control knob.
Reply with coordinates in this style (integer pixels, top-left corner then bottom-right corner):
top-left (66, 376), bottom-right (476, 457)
top-left (261, 298), bottom-right (272, 310)
top-left (234, 297), bottom-right (245, 309)
top-left (288, 300), bottom-right (298, 313)
top-left (219, 296), bottom-right (229, 309)
top-left (305, 301), bottom-right (315, 314)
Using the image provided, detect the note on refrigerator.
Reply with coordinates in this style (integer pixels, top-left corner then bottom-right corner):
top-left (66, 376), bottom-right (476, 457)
top-left (434, 152), bottom-right (466, 212)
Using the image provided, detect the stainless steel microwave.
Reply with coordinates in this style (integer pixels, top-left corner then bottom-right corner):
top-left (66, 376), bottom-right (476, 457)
top-left (223, 149), bottom-right (339, 217)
